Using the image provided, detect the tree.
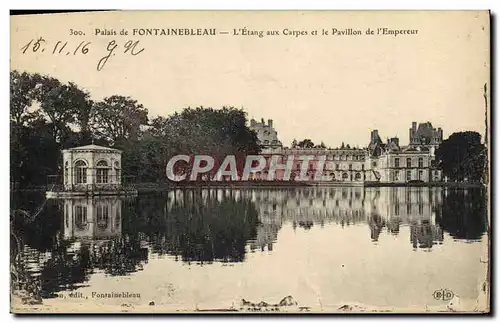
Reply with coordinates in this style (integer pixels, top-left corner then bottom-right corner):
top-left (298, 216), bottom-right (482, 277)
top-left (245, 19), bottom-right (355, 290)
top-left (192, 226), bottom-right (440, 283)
top-left (435, 131), bottom-right (486, 182)
top-left (314, 141), bottom-right (326, 149)
top-left (436, 188), bottom-right (487, 240)
top-left (297, 139), bottom-right (314, 149)
top-left (36, 76), bottom-right (91, 143)
top-left (10, 71), bottom-right (95, 186)
top-left (291, 139), bottom-right (298, 148)
top-left (90, 95), bottom-right (148, 143)
top-left (10, 71), bottom-right (43, 128)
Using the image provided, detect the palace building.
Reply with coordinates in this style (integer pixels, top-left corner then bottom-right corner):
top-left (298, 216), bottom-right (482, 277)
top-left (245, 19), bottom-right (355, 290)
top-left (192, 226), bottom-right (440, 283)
top-left (257, 120), bottom-right (443, 184)
top-left (365, 122), bottom-right (443, 183)
top-left (249, 118), bottom-right (283, 148)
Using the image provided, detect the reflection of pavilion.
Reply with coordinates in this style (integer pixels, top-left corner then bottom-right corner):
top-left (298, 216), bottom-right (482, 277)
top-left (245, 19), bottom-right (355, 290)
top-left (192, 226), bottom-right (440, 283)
top-left (63, 197), bottom-right (122, 241)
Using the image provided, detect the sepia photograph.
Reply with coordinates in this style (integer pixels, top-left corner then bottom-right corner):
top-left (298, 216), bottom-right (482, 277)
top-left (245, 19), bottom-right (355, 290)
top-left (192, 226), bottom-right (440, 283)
top-left (9, 10), bottom-right (490, 314)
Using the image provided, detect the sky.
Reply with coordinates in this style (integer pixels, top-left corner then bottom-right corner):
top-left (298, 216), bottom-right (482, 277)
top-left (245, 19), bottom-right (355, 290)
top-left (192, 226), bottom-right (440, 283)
top-left (10, 11), bottom-right (490, 148)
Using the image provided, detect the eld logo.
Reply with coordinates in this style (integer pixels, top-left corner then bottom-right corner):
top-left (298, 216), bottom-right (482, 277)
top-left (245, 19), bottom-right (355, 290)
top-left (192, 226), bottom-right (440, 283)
top-left (433, 289), bottom-right (454, 301)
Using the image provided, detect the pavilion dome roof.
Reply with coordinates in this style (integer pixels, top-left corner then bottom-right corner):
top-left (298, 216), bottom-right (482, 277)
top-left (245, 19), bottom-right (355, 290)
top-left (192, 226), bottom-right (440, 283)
top-left (65, 144), bottom-right (120, 152)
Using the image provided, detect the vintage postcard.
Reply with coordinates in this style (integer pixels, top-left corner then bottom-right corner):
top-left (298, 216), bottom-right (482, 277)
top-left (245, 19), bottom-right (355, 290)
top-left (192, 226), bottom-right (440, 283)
top-left (10, 10), bottom-right (490, 314)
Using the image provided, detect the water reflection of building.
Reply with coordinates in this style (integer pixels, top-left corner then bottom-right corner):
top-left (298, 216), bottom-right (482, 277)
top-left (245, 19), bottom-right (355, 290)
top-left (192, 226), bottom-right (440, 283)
top-left (243, 187), bottom-right (444, 249)
top-left (410, 219), bottom-right (444, 249)
top-left (364, 187), bottom-right (444, 247)
top-left (63, 197), bottom-right (122, 240)
top-left (364, 187), bottom-right (442, 222)
top-left (155, 187), bottom-right (447, 253)
top-left (249, 187), bottom-right (367, 226)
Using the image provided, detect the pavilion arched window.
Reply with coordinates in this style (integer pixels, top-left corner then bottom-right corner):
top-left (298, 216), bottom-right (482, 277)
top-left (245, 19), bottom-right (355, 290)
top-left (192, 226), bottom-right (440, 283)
top-left (74, 160), bottom-right (88, 184)
top-left (96, 160), bottom-right (110, 184)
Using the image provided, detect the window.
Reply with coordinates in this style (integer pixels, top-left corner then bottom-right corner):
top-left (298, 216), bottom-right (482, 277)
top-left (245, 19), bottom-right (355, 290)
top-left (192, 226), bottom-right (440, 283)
top-left (392, 170), bottom-right (399, 181)
top-left (74, 160), bottom-right (87, 184)
top-left (330, 172), bottom-right (336, 180)
top-left (406, 170), bottom-right (412, 181)
top-left (361, 164), bottom-right (365, 170)
top-left (96, 204), bottom-right (109, 230)
top-left (96, 160), bottom-right (109, 184)
top-left (116, 206), bottom-right (121, 229)
top-left (418, 157), bottom-right (424, 168)
top-left (394, 158), bottom-right (400, 168)
top-left (406, 158), bottom-right (412, 168)
top-left (75, 205), bottom-right (87, 229)
top-left (355, 172), bottom-right (361, 181)
top-left (336, 164), bottom-right (340, 170)
top-left (348, 164), bottom-right (352, 170)
top-left (342, 172), bottom-right (349, 180)
top-left (372, 161), bottom-right (377, 167)
top-left (418, 170), bottom-right (423, 180)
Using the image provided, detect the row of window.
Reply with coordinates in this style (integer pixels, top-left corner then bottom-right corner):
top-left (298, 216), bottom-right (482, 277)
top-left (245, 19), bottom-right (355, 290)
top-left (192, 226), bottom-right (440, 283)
top-left (261, 139), bottom-right (280, 145)
top-left (73, 168), bottom-right (117, 184)
top-left (281, 155), bottom-right (365, 161)
top-left (73, 204), bottom-right (120, 230)
top-left (284, 164), bottom-right (365, 171)
top-left (65, 159), bottom-right (121, 184)
top-left (391, 170), bottom-right (425, 181)
top-left (326, 155), bottom-right (364, 161)
top-left (394, 157), bottom-right (425, 168)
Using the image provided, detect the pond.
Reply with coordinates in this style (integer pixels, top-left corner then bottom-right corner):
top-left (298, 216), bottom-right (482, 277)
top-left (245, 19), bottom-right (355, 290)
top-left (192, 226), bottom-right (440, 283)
top-left (10, 186), bottom-right (488, 312)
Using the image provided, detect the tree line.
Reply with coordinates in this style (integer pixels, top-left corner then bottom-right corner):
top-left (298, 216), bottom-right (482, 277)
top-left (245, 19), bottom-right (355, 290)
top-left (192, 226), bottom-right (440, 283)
top-left (10, 70), bottom-right (260, 187)
top-left (10, 70), bottom-right (487, 187)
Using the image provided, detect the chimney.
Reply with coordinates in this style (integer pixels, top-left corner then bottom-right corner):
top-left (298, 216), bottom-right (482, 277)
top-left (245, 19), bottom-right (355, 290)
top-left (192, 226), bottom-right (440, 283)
top-left (371, 130), bottom-right (380, 143)
top-left (268, 119), bottom-right (273, 128)
top-left (410, 122), bottom-right (417, 144)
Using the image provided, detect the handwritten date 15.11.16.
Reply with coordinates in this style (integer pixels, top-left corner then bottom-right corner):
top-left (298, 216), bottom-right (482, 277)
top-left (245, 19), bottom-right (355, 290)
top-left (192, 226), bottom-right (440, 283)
top-left (20, 37), bottom-right (145, 71)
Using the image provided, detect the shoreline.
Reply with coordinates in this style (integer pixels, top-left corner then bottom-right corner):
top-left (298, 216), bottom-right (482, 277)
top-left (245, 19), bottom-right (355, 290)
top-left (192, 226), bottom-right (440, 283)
top-left (12, 181), bottom-right (485, 194)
